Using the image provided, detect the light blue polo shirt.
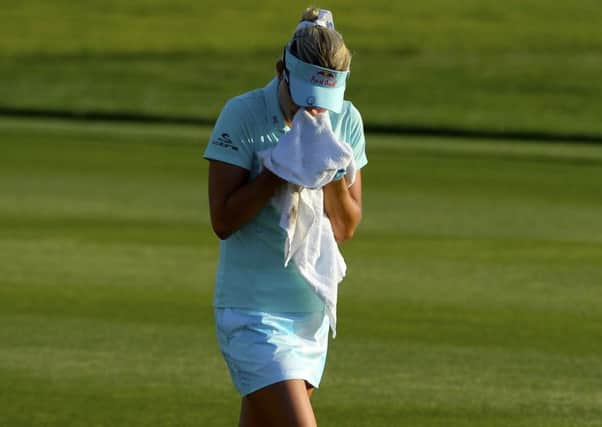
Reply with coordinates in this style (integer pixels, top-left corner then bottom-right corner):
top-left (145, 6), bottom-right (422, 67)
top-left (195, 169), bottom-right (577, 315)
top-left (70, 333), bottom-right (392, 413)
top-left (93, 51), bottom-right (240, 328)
top-left (204, 78), bottom-right (368, 313)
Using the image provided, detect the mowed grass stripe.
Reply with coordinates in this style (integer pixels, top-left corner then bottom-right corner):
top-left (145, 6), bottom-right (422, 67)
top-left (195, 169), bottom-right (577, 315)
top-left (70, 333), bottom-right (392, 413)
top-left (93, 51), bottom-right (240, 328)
top-left (1, 119), bottom-right (602, 426)
top-left (1, 1), bottom-right (602, 134)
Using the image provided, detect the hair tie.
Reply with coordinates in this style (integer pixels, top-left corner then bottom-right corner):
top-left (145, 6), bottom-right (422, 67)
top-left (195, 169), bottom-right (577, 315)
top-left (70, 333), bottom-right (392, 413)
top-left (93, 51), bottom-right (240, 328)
top-left (294, 9), bottom-right (335, 33)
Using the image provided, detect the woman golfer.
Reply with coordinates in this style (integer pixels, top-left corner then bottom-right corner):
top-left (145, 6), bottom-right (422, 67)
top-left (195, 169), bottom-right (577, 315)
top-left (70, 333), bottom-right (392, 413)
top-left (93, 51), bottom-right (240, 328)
top-left (204, 7), bottom-right (367, 426)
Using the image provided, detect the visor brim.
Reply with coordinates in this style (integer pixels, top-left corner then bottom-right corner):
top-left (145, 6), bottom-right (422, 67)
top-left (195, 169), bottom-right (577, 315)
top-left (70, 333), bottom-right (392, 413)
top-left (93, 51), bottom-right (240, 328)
top-left (288, 75), bottom-right (345, 113)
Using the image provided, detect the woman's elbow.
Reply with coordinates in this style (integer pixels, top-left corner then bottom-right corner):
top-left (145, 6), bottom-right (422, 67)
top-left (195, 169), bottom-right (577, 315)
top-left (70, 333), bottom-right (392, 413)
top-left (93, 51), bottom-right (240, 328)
top-left (335, 228), bottom-right (355, 243)
top-left (332, 213), bottom-right (362, 243)
top-left (211, 218), bottom-right (234, 240)
top-left (213, 229), bottom-right (231, 240)
top-left (334, 221), bottom-right (360, 243)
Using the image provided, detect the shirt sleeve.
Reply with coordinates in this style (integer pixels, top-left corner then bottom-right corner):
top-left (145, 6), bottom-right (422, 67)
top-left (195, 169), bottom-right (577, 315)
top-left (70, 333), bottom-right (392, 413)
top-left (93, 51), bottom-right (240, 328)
top-left (203, 98), bottom-right (254, 170)
top-left (345, 102), bottom-right (368, 169)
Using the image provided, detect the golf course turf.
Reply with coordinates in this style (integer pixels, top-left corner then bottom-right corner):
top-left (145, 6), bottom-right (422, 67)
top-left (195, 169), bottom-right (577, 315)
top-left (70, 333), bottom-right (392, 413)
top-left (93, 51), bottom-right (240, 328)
top-left (1, 117), bottom-right (601, 426)
top-left (2, 1), bottom-right (602, 425)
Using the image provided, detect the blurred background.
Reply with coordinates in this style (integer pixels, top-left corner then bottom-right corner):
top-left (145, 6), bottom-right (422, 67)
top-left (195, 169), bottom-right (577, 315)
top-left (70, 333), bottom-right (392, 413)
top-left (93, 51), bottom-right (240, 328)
top-left (2, 0), bottom-right (602, 134)
top-left (1, 1), bottom-right (601, 426)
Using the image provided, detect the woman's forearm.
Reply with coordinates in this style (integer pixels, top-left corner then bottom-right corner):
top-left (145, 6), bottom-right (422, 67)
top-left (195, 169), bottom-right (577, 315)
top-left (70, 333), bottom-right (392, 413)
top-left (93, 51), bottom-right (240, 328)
top-left (210, 166), bottom-right (284, 240)
top-left (323, 176), bottom-right (362, 243)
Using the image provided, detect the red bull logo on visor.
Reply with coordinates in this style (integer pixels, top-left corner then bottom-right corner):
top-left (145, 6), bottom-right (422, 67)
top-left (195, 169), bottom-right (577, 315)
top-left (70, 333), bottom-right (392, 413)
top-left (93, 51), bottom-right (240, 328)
top-left (311, 70), bottom-right (337, 87)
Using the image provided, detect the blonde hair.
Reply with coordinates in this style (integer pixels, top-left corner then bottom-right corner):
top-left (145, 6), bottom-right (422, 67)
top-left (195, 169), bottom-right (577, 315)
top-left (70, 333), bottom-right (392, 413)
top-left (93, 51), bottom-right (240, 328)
top-left (288, 7), bottom-right (352, 71)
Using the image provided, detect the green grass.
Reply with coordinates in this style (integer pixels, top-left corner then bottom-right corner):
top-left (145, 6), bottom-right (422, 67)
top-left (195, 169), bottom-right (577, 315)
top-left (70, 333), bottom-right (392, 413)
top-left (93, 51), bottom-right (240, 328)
top-left (1, 0), bottom-right (602, 134)
top-left (1, 117), bottom-right (602, 426)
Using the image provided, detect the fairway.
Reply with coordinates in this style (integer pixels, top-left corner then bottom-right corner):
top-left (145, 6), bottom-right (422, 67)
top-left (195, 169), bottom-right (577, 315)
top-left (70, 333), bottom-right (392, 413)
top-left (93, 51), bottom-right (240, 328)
top-left (1, 118), bottom-right (601, 426)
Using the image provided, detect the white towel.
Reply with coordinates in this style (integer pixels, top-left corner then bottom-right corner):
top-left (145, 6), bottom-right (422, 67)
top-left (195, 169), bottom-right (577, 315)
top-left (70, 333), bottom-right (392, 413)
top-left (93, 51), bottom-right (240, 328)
top-left (262, 110), bottom-right (354, 189)
top-left (260, 110), bottom-right (355, 337)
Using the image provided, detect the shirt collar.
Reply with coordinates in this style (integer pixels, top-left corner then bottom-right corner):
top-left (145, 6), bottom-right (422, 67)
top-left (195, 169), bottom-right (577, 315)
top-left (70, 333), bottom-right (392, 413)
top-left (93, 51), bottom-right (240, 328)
top-left (263, 78), bottom-right (290, 133)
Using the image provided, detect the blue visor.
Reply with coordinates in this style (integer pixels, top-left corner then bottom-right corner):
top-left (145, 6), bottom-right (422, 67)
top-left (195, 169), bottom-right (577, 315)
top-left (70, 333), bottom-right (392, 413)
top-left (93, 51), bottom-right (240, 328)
top-left (284, 48), bottom-right (349, 113)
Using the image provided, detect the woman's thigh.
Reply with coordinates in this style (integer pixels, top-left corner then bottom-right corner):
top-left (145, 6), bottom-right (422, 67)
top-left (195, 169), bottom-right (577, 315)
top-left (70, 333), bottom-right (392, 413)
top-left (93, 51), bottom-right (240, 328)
top-left (240, 379), bottom-right (317, 427)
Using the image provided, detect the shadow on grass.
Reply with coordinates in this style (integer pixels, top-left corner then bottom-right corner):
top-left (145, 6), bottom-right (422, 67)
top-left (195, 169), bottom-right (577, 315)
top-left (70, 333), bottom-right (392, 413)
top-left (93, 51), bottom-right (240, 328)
top-left (2, 106), bottom-right (602, 145)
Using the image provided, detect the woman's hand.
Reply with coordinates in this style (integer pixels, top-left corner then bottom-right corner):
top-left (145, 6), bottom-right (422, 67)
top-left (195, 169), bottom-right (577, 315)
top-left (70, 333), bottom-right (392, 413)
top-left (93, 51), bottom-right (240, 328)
top-left (208, 160), bottom-right (284, 240)
top-left (323, 170), bottom-right (362, 243)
